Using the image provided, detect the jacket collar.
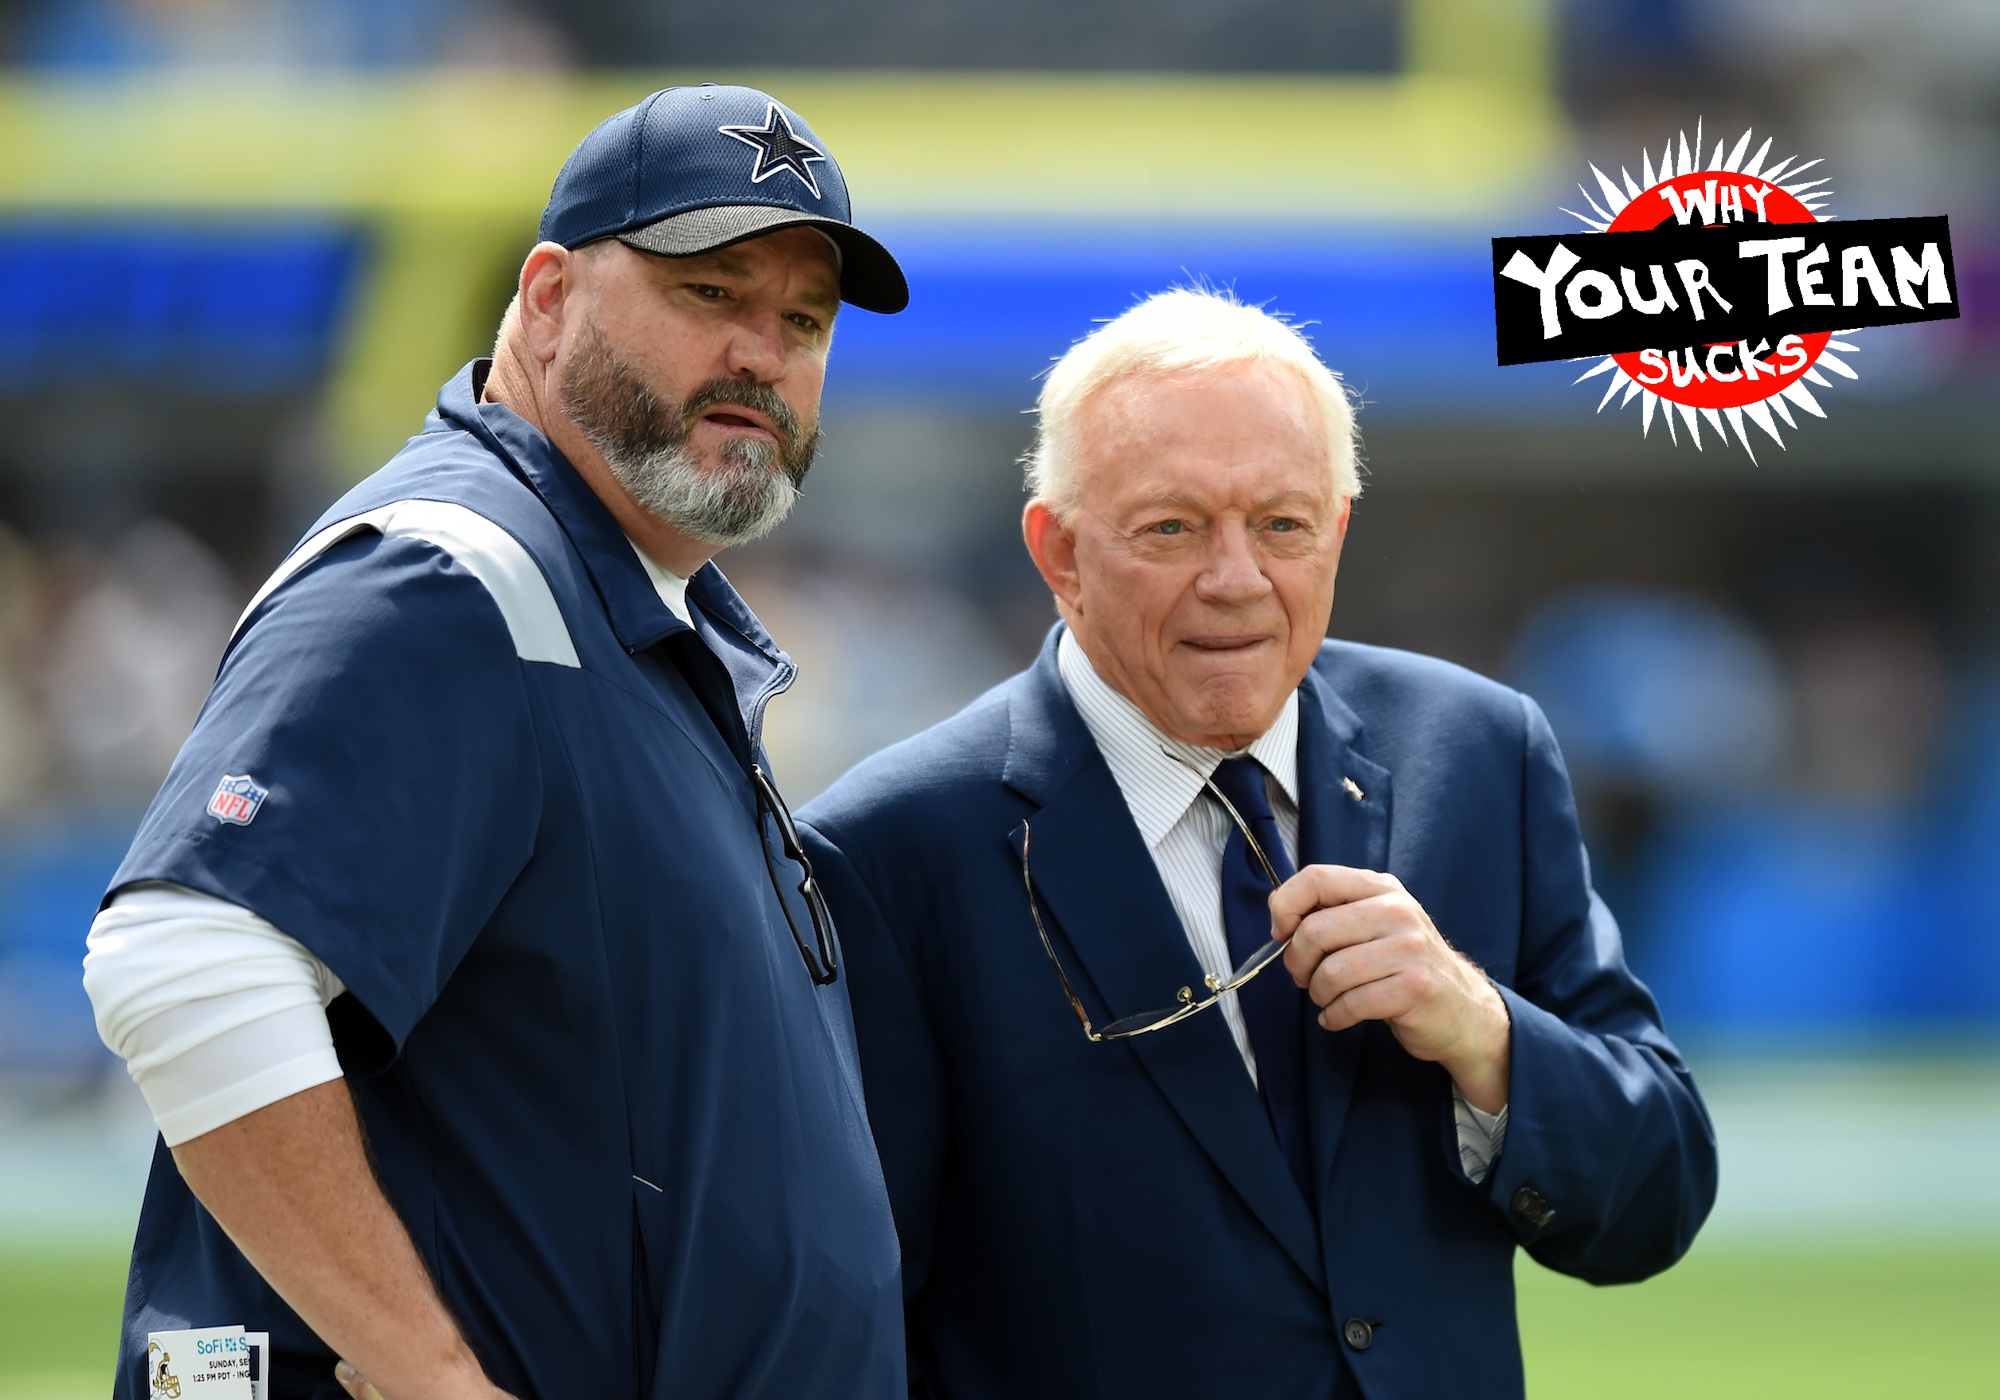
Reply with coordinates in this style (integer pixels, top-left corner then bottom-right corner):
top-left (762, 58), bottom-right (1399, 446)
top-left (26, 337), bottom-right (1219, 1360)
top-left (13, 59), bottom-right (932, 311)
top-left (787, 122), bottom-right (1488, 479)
top-left (433, 361), bottom-right (685, 654)
top-left (1002, 625), bottom-right (1370, 807)
top-left (433, 362), bottom-right (795, 687)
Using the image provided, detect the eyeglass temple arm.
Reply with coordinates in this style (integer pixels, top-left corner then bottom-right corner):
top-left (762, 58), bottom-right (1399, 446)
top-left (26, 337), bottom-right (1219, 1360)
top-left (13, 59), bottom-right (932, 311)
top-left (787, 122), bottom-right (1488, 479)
top-left (752, 764), bottom-right (840, 984)
top-left (1019, 823), bottom-right (1106, 1043)
top-left (1160, 748), bottom-right (1283, 889)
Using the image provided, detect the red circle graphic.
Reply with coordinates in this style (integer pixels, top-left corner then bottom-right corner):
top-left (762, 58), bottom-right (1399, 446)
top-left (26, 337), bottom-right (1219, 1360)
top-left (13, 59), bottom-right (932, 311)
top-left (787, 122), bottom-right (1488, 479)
top-left (1605, 174), bottom-right (1828, 410)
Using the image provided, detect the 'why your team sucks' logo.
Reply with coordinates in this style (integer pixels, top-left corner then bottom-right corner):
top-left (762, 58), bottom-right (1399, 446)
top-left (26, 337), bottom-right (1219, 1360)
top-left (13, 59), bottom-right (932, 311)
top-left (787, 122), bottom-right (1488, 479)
top-left (1491, 122), bottom-right (1960, 459)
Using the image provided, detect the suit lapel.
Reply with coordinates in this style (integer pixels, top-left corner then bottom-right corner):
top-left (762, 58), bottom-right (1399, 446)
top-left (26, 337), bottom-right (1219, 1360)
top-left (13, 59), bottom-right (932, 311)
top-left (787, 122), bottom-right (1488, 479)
top-left (1294, 662), bottom-right (1393, 1212)
top-left (1003, 634), bottom-right (1325, 1291)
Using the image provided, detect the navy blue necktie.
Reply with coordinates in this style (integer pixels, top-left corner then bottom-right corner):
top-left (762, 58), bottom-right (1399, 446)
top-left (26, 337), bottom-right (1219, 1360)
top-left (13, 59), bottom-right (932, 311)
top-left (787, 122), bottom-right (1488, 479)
top-left (1209, 757), bottom-right (1314, 1206)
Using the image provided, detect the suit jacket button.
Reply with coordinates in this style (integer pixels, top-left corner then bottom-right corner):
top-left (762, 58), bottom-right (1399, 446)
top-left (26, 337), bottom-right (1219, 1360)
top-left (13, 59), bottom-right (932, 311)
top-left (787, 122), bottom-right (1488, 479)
top-left (1342, 1318), bottom-right (1374, 1351)
top-left (1511, 1185), bottom-right (1556, 1228)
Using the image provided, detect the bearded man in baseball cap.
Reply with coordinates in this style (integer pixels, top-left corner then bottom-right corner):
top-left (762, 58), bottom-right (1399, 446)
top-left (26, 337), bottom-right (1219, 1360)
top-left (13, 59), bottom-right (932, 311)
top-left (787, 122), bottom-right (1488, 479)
top-left (86, 86), bottom-right (908, 1400)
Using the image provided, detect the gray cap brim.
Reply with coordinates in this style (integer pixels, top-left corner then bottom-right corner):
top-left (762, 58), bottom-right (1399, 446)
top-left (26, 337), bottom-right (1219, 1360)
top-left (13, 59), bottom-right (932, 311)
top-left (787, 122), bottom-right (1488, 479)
top-left (617, 204), bottom-right (909, 314)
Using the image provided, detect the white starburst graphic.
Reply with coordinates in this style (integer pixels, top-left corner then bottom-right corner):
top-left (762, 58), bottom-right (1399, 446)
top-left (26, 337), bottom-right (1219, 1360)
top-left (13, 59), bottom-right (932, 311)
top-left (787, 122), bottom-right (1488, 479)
top-left (1561, 119), bottom-right (1861, 462)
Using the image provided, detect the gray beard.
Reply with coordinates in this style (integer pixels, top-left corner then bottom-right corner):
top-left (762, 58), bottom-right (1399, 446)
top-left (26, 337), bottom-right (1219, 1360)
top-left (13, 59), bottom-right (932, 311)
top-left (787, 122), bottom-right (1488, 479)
top-left (559, 321), bottom-right (820, 548)
top-left (613, 436), bottom-right (795, 549)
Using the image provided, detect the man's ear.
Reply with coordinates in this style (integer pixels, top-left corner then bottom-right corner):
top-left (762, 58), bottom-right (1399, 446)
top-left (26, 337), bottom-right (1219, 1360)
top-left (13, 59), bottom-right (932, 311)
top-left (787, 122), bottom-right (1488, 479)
top-left (1322, 494), bottom-right (1354, 582)
top-left (517, 242), bottom-right (578, 367)
top-left (1022, 499), bottom-right (1084, 616)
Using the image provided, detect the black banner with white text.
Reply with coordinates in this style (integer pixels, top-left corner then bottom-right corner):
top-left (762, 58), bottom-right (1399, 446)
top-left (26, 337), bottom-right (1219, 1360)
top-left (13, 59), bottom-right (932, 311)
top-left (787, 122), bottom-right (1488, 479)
top-left (1492, 215), bottom-right (1958, 366)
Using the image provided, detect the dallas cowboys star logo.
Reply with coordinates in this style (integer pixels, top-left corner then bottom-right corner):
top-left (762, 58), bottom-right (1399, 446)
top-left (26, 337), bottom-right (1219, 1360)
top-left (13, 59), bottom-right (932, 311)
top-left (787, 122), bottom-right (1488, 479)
top-left (717, 103), bottom-right (829, 200)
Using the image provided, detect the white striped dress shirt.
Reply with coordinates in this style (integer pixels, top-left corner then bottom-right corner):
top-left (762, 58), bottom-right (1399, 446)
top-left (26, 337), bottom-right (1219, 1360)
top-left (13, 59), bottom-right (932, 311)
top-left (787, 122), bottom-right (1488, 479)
top-left (1055, 629), bottom-right (1507, 1183)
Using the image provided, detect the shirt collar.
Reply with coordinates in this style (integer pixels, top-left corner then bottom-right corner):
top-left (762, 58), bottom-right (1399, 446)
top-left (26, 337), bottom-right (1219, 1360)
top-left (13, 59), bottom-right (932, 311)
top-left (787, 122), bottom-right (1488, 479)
top-left (626, 537), bottom-right (691, 625)
top-left (1056, 627), bottom-right (1300, 850)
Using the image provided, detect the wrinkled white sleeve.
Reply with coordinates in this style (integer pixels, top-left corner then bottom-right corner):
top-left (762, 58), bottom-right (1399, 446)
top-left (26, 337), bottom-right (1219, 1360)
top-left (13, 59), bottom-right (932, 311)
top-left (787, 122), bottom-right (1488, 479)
top-left (1453, 1087), bottom-right (1510, 1185)
top-left (83, 882), bottom-right (347, 1147)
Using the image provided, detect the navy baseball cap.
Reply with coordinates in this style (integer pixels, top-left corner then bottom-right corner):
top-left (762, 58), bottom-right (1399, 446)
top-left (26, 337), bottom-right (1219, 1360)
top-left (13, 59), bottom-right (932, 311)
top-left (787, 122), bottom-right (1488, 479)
top-left (540, 84), bottom-right (908, 314)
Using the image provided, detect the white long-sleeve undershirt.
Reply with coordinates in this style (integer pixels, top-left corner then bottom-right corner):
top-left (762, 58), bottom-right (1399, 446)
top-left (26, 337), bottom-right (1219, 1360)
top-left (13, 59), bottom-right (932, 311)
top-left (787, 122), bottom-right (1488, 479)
top-left (84, 883), bottom-right (346, 1146)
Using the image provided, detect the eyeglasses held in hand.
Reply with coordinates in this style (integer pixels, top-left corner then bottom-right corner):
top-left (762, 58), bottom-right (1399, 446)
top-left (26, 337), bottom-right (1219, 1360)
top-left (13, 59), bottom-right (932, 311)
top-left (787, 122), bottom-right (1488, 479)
top-left (1020, 758), bottom-right (1287, 1041)
top-left (752, 763), bottom-right (840, 986)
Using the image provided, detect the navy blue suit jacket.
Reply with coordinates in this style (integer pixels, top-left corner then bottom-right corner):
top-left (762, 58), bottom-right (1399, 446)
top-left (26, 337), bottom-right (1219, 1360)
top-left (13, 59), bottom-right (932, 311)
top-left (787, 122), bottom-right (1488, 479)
top-left (799, 630), bottom-right (1717, 1400)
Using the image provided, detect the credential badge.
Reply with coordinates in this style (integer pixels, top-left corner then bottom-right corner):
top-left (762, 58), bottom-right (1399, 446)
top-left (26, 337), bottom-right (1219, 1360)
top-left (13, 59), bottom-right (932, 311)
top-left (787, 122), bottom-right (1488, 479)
top-left (717, 102), bottom-right (828, 199)
top-left (207, 774), bottom-right (268, 826)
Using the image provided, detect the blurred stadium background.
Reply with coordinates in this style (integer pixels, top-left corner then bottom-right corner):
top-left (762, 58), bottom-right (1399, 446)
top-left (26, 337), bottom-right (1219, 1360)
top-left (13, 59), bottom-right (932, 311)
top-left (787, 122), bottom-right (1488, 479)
top-left (0, 0), bottom-right (1996, 1394)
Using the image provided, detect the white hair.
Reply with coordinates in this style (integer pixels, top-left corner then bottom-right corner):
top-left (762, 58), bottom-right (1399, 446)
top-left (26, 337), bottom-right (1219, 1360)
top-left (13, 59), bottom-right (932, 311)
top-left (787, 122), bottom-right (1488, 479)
top-left (1024, 286), bottom-right (1362, 513)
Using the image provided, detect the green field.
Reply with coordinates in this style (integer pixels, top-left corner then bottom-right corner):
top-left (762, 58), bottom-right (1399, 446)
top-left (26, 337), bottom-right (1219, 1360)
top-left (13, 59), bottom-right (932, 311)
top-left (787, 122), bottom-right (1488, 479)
top-left (1519, 1242), bottom-right (2000, 1398)
top-left (0, 1246), bottom-right (127, 1400)
top-left (4, 1241), bottom-right (1997, 1398)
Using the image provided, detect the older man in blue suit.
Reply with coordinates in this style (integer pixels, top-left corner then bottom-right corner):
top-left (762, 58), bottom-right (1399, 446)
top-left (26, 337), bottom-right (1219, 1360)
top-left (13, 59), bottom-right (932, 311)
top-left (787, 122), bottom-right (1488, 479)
top-left (799, 288), bottom-right (1716, 1399)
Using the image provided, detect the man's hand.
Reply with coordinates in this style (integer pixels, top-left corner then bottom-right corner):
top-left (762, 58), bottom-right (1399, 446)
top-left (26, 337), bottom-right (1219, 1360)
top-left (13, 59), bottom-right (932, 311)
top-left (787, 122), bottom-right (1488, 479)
top-left (1269, 865), bottom-right (1511, 1113)
top-left (173, 1082), bottom-right (518, 1400)
top-left (335, 1359), bottom-right (507, 1400)
top-left (335, 1361), bottom-right (388, 1400)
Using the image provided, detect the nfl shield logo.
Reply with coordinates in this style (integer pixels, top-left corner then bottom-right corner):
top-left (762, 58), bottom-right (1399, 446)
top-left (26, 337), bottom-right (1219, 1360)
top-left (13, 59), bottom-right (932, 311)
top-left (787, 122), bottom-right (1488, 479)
top-left (207, 774), bottom-right (268, 826)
